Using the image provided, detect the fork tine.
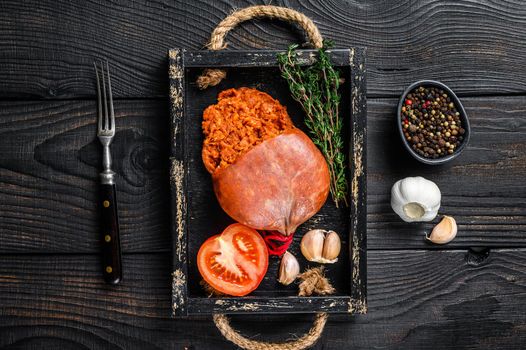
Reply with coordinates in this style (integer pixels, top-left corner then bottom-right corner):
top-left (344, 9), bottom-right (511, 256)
top-left (101, 60), bottom-right (109, 131)
top-left (94, 62), bottom-right (103, 132)
top-left (106, 60), bottom-right (115, 131)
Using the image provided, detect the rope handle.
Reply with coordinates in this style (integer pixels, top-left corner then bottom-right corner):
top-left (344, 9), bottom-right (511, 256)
top-left (197, 5), bottom-right (324, 89)
top-left (211, 265), bottom-right (335, 349)
top-left (214, 313), bottom-right (328, 350)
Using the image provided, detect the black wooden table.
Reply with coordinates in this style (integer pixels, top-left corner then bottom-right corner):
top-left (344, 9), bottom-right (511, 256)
top-left (1, 1), bottom-right (525, 349)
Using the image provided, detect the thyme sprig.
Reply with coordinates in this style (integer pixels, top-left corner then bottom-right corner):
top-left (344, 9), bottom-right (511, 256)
top-left (277, 42), bottom-right (348, 208)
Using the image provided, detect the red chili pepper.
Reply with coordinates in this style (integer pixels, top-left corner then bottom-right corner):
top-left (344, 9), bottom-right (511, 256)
top-left (405, 99), bottom-right (413, 106)
top-left (258, 230), bottom-right (294, 256)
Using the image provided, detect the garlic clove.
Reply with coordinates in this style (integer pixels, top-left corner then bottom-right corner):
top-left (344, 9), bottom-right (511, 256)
top-left (301, 229), bottom-right (325, 262)
top-left (278, 251), bottom-right (300, 285)
top-left (427, 216), bottom-right (457, 244)
top-left (322, 231), bottom-right (341, 262)
top-left (301, 229), bottom-right (341, 264)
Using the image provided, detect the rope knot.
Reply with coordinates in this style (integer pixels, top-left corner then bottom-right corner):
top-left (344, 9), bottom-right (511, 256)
top-left (196, 68), bottom-right (227, 90)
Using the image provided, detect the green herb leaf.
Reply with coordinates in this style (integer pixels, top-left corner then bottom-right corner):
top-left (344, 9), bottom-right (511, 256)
top-left (277, 42), bottom-right (349, 208)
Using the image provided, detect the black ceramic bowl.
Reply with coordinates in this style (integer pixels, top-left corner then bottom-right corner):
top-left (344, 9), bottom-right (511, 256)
top-left (397, 80), bottom-right (470, 165)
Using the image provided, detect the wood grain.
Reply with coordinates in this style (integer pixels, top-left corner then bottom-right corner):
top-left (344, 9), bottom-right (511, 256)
top-left (0, 96), bottom-right (524, 253)
top-left (367, 95), bottom-right (526, 249)
top-left (0, 250), bottom-right (524, 349)
top-left (0, 1), bottom-right (524, 348)
top-left (0, 100), bottom-right (171, 253)
top-left (1, 0), bottom-right (526, 98)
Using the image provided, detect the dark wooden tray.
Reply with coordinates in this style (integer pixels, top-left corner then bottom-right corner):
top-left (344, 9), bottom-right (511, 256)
top-left (168, 48), bottom-right (367, 316)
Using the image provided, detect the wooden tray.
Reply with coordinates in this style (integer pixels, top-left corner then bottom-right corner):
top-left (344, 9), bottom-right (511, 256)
top-left (169, 48), bottom-right (367, 316)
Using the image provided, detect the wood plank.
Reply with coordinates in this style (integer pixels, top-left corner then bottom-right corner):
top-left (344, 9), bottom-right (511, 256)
top-left (367, 95), bottom-right (526, 249)
top-left (0, 96), bottom-right (524, 253)
top-left (0, 250), bottom-right (525, 348)
top-left (349, 46), bottom-right (368, 307)
top-left (168, 49), bottom-right (188, 317)
top-left (182, 49), bottom-right (352, 67)
top-left (186, 296), bottom-right (355, 315)
top-left (0, 100), bottom-right (171, 253)
top-left (1, 0), bottom-right (526, 98)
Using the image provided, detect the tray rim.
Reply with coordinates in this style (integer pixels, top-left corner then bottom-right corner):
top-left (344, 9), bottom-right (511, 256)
top-left (169, 47), bottom-right (367, 316)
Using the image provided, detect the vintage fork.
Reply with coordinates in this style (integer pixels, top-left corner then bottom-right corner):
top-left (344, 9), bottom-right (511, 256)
top-left (94, 60), bottom-right (122, 284)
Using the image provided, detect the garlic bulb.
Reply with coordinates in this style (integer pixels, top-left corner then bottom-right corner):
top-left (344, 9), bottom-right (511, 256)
top-left (301, 229), bottom-right (341, 264)
top-left (391, 176), bottom-right (441, 222)
top-left (427, 216), bottom-right (457, 244)
top-left (278, 251), bottom-right (300, 285)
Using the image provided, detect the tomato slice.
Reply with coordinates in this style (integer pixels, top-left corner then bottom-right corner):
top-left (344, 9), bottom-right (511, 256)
top-left (197, 223), bottom-right (268, 296)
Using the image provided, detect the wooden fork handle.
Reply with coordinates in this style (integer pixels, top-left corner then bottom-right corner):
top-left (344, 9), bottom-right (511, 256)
top-left (100, 183), bottom-right (122, 284)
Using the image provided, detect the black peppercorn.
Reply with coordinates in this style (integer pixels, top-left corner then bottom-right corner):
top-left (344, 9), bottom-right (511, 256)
top-left (401, 86), bottom-right (464, 159)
